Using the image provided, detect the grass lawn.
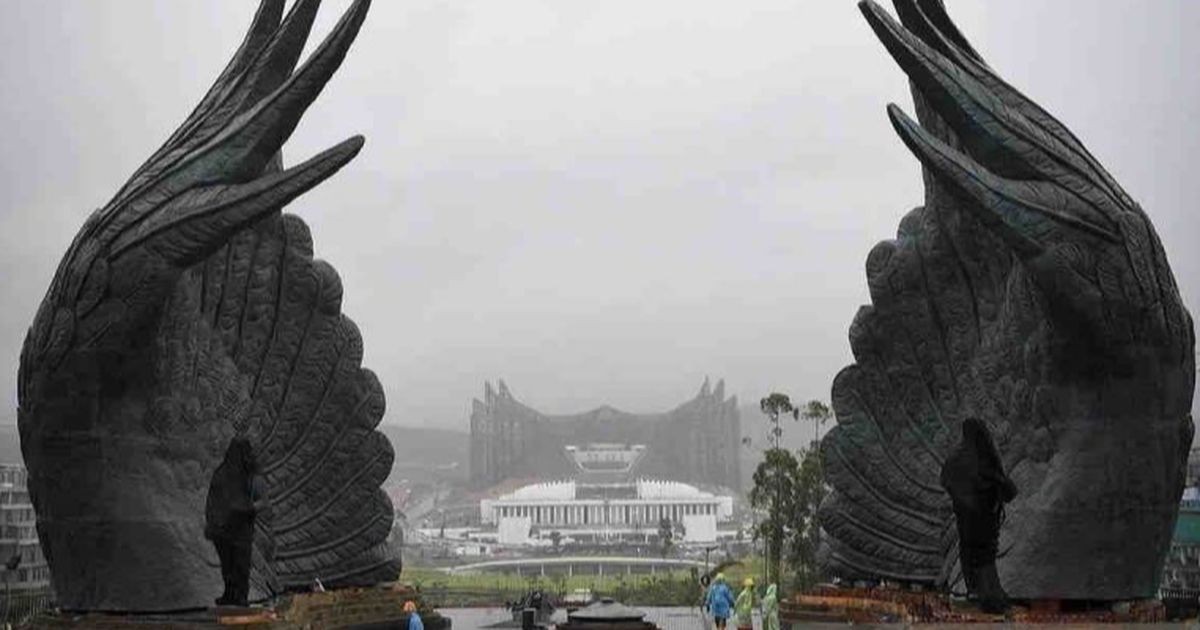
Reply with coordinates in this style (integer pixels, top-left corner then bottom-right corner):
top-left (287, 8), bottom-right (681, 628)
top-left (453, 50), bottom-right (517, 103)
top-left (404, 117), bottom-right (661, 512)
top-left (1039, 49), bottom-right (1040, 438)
top-left (398, 555), bottom-right (775, 607)
top-left (400, 564), bottom-right (698, 607)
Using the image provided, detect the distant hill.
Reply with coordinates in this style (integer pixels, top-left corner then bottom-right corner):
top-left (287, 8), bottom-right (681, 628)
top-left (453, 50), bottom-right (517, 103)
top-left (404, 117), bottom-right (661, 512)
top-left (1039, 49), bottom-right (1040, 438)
top-left (379, 424), bottom-right (470, 484)
top-left (0, 420), bottom-right (469, 483)
top-left (0, 423), bottom-right (21, 466)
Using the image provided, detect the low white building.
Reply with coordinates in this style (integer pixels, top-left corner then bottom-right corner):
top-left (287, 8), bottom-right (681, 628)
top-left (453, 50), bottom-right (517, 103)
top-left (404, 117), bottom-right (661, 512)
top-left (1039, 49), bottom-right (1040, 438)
top-left (481, 478), bottom-right (733, 544)
top-left (0, 464), bottom-right (50, 591)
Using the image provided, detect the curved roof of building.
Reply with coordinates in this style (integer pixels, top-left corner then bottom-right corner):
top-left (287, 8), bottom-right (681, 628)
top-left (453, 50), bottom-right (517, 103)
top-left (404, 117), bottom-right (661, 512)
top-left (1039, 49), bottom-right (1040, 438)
top-left (476, 378), bottom-right (736, 424)
top-left (506, 481), bottom-right (576, 501)
top-left (498, 478), bottom-right (719, 502)
top-left (635, 480), bottom-right (708, 499)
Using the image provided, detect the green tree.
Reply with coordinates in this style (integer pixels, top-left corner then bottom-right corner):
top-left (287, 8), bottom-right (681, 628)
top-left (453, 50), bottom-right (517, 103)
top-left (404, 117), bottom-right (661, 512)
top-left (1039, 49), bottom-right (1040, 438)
top-left (658, 517), bottom-right (674, 558)
top-left (753, 393), bottom-right (799, 585)
top-left (797, 399), bottom-right (832, 587)
top-left (751, 394), bottom-right (833, 590)
top-left (801, 400), bottom-right (832, 449)
top-left (760, 393), bottom-right (799, 450)
top-left (750, 446), bottom-right (801, 586)
top-left (788, 444), bottom-right (827, 589)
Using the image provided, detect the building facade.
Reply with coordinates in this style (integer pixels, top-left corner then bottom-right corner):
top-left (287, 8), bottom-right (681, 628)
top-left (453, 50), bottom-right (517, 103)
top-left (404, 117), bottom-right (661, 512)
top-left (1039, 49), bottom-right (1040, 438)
top-left (1187, 447), bottom-right (1200, 488)
top-left (0, 464), bottom-right (51, 590)
top-left (469, 379), bottom-right (740, 490)
top-left (1165, 447), bottom-right (1200, 604)
top-left (481, 477), bottom-right (734, 545)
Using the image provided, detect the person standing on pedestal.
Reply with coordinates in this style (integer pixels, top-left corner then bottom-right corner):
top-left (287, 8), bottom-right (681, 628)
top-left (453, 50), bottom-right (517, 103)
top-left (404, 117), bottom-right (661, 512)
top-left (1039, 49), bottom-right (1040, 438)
top-left (940, 418), bottom-right (1018, 614)
top-left (205, 437), bottom-right (268, 607)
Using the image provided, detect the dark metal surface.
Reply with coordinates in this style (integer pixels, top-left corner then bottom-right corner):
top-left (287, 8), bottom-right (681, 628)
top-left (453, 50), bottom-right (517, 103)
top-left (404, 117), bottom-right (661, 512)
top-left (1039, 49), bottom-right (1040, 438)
top-left (818, 0), bottom-right (1195, 600)
top-left (17, 0), bottom-right (399, 611)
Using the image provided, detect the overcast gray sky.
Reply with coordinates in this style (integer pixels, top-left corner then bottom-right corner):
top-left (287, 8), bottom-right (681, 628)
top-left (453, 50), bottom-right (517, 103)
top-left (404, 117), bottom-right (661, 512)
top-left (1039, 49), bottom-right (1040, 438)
top-left (1, 1), bottom-right (1196, 430)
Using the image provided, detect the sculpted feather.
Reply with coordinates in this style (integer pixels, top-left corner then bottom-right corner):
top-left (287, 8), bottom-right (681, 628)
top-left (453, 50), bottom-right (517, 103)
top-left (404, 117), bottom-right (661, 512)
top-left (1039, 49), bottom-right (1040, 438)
top-left (18, 0), bottom-right (399, 611)
top-left (818, 0), bottom-right (1195, 599)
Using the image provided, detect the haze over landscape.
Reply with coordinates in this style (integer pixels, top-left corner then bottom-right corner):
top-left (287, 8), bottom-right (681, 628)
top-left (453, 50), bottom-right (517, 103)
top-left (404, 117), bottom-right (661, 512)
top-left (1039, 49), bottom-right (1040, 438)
top-left (1, 1), bottom-right (1197, 436)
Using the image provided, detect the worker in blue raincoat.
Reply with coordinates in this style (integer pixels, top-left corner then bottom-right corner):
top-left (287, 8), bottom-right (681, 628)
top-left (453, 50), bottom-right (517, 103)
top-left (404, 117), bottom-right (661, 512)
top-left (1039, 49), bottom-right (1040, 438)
top-left (404, 601), bottom-right (424, 630)
top-left (704, 573), bottom-right (736, 628)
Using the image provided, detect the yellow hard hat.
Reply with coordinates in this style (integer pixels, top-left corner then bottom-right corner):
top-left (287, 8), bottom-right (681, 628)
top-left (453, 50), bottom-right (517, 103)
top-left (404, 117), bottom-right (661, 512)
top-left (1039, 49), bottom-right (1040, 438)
top-left (715, 572), bottom-right (725, 582)
top-left (744, 577), bottom-right (754, 587)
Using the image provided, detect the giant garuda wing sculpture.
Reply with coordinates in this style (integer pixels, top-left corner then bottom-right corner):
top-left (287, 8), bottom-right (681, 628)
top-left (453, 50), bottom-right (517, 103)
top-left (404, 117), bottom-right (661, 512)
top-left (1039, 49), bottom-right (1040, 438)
top-left (17, 0), bottom-right (399, 611)
top-left (818, 0), bottom-right (1195, 599)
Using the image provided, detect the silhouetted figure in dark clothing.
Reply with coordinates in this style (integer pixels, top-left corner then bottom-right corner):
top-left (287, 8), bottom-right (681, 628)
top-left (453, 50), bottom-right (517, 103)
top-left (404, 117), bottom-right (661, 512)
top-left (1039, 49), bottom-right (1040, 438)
top-left (941, 418), bottom-right (1018, 614)
top-left (205, 437), bottom-right (268, 607)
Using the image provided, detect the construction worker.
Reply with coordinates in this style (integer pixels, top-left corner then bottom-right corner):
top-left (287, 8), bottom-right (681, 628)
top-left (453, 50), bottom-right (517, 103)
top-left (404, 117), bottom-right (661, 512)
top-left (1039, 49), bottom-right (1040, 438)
top-left (734, 577), bottom-right (755, 630)
top-left (705, 573), bottom-right (735, 629)
top-left (404, 600), bottom-right (424, 630)
top-left (761, 583), bottom-right (779, 630)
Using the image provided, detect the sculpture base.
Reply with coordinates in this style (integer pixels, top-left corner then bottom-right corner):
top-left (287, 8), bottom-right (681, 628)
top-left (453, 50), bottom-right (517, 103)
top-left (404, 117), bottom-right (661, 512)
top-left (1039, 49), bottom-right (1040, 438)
top-left (781, 586), bottom-right (1170, 624)
top-left (24, 587), bottom-right (451, 629)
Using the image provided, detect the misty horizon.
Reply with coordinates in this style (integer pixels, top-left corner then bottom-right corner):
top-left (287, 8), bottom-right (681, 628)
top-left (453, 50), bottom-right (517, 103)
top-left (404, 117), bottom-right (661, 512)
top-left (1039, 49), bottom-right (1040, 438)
top-left (1, 1), bottom-right (1197, 433)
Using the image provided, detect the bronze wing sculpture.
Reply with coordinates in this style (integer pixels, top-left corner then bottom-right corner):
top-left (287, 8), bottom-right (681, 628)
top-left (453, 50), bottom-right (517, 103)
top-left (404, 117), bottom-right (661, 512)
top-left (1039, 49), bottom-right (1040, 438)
top-left (17, 0), bottom-right (399, 611)
top-left (818, 0), bottom-right (1195, 599)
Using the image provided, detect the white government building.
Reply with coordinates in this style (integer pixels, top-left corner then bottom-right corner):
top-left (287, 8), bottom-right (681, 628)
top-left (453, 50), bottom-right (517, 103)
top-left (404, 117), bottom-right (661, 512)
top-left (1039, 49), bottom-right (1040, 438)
top-left (481, 477), bottom-right (734, 545)
top-left (0, 464), bottom-right (51, 590)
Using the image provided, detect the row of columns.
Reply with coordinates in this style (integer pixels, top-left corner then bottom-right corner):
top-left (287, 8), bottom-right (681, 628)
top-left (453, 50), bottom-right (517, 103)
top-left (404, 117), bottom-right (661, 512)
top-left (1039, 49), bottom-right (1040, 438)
top-left (514, 563), bottom-right (660, 577)
top-left (495, 501), bottom-right (717, 526)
